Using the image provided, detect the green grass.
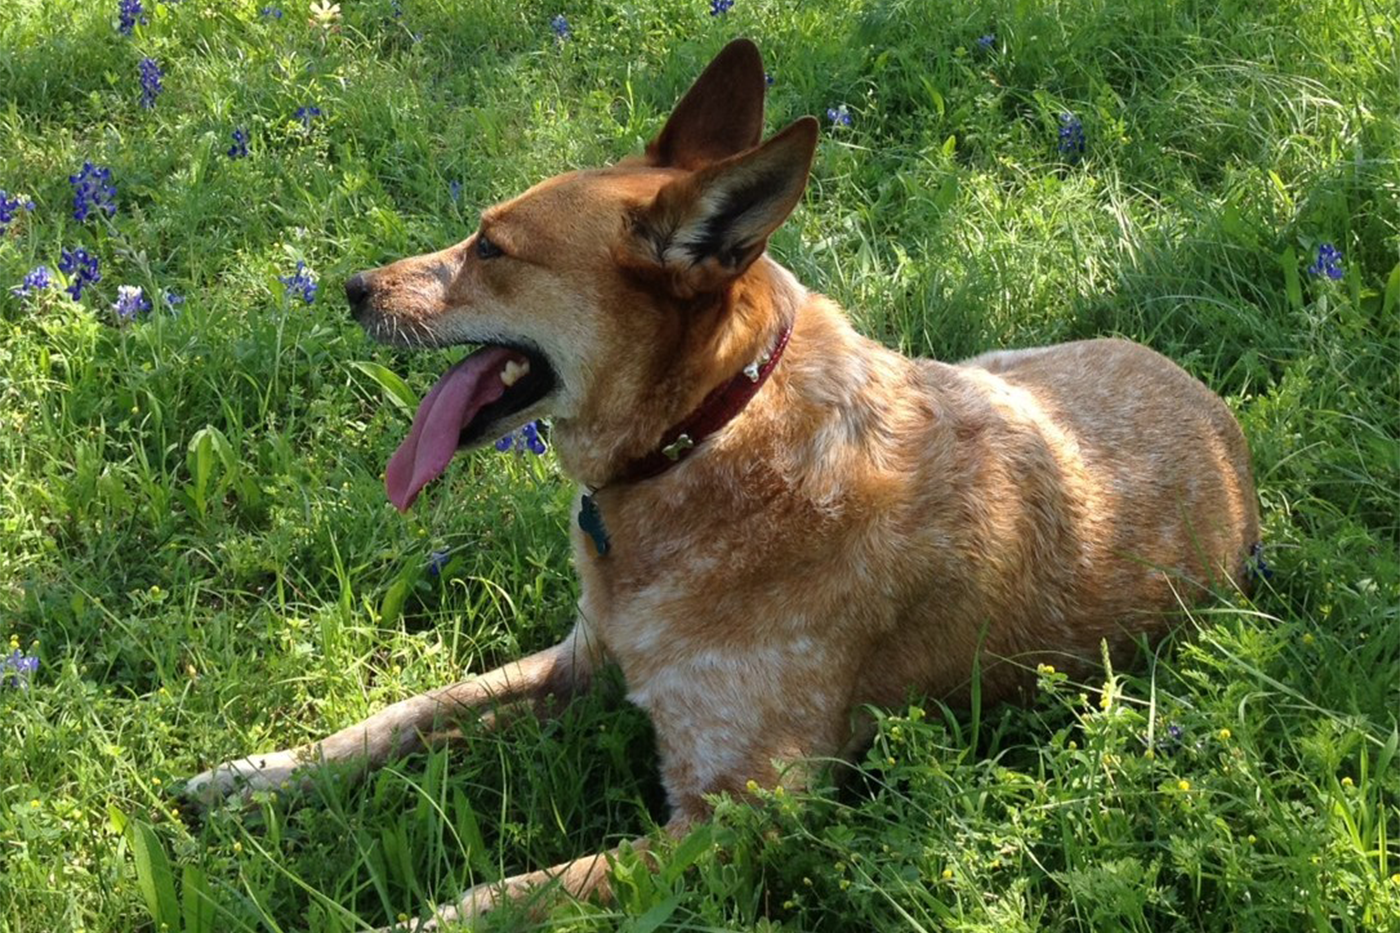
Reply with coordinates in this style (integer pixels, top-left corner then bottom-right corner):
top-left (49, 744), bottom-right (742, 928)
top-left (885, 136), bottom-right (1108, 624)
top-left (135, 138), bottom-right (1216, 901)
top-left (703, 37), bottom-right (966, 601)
top-left (2, 0), bottom-right (1398, 930)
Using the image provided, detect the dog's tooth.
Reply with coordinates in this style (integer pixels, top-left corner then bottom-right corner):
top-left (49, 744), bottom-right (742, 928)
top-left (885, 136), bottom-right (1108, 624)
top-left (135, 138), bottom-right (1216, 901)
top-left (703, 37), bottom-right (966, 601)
top-left (500, 359), bottom-right (530, 387)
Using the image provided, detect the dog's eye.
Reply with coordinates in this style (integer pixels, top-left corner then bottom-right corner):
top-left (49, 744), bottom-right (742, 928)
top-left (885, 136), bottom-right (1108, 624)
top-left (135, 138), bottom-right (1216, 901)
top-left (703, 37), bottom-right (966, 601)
top-left (475, 233), bottom-right (503, 260)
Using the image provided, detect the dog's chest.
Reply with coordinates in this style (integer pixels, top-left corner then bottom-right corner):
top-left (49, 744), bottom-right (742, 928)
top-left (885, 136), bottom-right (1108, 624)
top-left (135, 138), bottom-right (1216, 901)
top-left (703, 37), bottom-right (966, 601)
top-left (572, 478), bottom-right (819, 634)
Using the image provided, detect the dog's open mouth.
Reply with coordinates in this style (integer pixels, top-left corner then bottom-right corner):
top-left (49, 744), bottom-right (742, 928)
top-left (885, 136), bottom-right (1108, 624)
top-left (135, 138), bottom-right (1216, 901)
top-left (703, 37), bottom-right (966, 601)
top-left (385, 342), bottom-right (556, 511)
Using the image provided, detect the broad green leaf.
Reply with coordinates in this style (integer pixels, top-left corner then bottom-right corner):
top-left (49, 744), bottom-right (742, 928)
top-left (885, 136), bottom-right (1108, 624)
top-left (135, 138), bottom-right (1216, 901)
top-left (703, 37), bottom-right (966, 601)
top-left (1281, 247), bottom-right (1303, 311)
top-left (920, 76), bottom-right (945, 120)
top-left (351, 361), bottom-right (418, 418)
top-left (379, 566), bottom-right (416, 626)
top-left (662, 822), bottom-right (713, 884)
top-left (1382, 261), bottom-right (1400, 316)
top-left (621, 895), bottom-right (681, 933)
top-left (182, 864), bottom-right (215, 933)
top-left (128, 820), bottom-right (180, 931)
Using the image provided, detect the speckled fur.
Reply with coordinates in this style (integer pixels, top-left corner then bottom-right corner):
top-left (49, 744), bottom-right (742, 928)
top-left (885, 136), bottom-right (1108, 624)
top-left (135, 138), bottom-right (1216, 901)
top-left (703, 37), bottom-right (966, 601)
top-left (187, 40), bottom-right (1258, 925)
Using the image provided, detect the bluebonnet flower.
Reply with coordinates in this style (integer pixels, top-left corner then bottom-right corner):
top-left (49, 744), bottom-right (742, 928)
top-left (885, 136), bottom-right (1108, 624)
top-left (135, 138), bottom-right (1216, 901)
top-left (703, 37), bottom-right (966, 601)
top-left (1307, 243), bottom-right (1344, 280)
top-left (1058, 112), bottom-right (1085, 157)
top-left (295, 104), bottom-right (323, 129)
top-left (10, 266), bottom-right (53, 299)
top-left (826, 105), bottom-right (853, 127)
top-left (164, 289), bottom-right (185, 310)
top-left (112, 285), bottom-right (151, 321)
top-left (2, 647), bottom-right (39, 689)
top-left (496, 420), bottom-right (547, 456)
top-left (118, 0), bottom-right (147, 35)
top-left (58, 247), bottom-right (101, 300)
top-left (449, 179), bottom-right (462, 202)
top-left (138, 57), bottom-right (163, 108)
top-left (977, 33), bottom-right (996, 51)
top-left (550, 14), bottom-right (570, 39)
top-left (426, 548), bottom-right (450, 576)
top-left (709, 0), bottom-right (734, 15)
top-left (279, 261), bottom-right (318, 304)
top-left (70, 162), bottom-right (118, 222)
top-left (1247, 542), bottom-right (1274, 582)
top-left (765, 72), bottom-right (775, 86)
top-left (1141, 721), bottom-right (1186, 757)
top-left (260, 5), bottom-right (283, 18)
top-left (0, 190), bottom-right (35, 232)
top-left (228, 127), bottom-right (249, 158)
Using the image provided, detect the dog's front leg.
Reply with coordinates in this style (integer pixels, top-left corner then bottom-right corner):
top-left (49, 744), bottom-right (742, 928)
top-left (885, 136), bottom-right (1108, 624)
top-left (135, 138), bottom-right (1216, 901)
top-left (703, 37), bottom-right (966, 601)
top-left (184, 627), bottom-right (597, 806)
top-left (378, 819), bottom-right (688, 932)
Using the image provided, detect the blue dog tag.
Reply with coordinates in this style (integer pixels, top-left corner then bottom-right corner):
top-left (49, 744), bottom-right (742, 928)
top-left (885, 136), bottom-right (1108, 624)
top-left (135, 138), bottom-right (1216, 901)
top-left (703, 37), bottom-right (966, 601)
top-left (579, 494), bottom-right (610, 557)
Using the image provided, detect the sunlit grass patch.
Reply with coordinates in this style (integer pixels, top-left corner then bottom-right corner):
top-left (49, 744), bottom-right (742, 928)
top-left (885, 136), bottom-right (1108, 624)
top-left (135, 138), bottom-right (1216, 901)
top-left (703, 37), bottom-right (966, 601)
top-left (2, 0), bottom-right (1397, 930)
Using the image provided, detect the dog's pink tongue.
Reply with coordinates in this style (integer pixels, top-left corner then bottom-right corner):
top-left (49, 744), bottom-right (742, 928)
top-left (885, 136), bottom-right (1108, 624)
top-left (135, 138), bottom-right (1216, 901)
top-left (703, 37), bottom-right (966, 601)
top-left (385, 346), bottom-right (521, 512)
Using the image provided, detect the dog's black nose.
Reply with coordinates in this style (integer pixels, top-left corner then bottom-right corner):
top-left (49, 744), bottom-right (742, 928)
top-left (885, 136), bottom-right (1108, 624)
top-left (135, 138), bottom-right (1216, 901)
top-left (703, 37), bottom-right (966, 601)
top-left (345, 272), bottom-right (371, 320)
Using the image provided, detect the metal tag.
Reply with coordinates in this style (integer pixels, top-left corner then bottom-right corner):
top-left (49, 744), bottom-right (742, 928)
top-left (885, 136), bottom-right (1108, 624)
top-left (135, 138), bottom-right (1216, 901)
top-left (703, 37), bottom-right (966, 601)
top-left (578, 494), bottom-right (610, 557)
top-left (661, 433), bottom-right (695, 461)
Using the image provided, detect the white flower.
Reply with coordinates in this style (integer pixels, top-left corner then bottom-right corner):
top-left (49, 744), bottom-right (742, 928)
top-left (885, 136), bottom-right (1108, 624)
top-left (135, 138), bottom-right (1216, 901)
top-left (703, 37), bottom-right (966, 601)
top-left (309, 1), bottom-right (341, 27)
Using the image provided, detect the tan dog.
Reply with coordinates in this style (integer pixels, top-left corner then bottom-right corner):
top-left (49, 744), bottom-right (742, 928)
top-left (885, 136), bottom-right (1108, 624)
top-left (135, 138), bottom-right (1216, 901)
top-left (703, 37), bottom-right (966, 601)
top-left (187, 39), bottom-right (1259, 927)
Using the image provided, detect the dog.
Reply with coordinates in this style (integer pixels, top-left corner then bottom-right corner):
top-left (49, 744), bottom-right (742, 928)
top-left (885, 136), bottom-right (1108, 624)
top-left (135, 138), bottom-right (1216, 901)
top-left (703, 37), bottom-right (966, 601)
top-left (187, 38), bottom-right (1259, 928)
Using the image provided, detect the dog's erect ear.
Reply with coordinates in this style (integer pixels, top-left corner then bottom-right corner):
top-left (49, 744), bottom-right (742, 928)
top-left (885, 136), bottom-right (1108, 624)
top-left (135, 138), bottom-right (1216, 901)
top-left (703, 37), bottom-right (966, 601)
top-left (645, 38), bottom-right (767, 170)
top-left (629, 117), bottom-right (819, 296)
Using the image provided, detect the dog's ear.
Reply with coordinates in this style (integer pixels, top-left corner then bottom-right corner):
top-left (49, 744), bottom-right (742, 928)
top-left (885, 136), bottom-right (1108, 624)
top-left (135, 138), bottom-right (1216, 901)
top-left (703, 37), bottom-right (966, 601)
top-left (645, 38), bottom-right (766, 170)
top-left (627, 117), bottom-right (819, 296)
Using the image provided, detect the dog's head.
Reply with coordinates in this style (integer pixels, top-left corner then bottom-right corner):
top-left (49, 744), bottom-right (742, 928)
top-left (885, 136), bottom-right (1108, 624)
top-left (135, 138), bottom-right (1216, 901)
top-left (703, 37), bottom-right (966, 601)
top-left (348, 39), bottom-right (818, 508)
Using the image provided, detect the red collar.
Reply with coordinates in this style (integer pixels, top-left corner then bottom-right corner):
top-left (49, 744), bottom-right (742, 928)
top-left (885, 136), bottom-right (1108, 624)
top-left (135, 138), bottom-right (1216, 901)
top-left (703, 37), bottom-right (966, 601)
top-left (611, 321), bottom-right (793, 485)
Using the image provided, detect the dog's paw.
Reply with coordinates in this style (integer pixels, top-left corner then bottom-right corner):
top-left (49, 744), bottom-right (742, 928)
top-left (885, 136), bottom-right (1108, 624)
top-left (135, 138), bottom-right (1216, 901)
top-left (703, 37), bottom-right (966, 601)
top-left (182, 749), bottom-right (303, 808)
top-left (373, 882), bottom-right (503, 932)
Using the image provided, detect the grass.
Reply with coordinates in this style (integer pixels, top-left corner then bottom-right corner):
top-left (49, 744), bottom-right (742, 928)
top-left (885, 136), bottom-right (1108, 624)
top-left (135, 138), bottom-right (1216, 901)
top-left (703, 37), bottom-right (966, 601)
top-left (1, 0), bottom-right (1397, 930)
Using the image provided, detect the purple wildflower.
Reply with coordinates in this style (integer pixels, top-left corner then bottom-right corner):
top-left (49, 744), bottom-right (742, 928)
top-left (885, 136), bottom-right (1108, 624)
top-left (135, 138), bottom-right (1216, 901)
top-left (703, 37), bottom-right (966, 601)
top-left (496, 420), bottom-right (547, 456)
top-left (1247, 542), bottom-right (1275, 582)
top-left (138, 57), bottom-right (163, 108)
top-left (12, 266), bottom-right (51, 296)
top-left (164, 289), bottom-right (185, 311)
top-left (1058, 112), bottom-right (1086, 158)
top-left (295, 104), bottom-right (323, 129)
top-left (112, 285), bottom-right (152, 321)
top-left (709, 0), bottom-right (734, 15)
top-left (550, 14), bottom-right (570, 39)
top-left (228, 127), bottom-right (249, 158)
top-left (2, 648), bottom-right (39, 689)
top-left (0, 190), bottom-right (35, 231)
top-left (449, 179), bottom-right (462, 202)
top-left (69, 162), bottom-right (117, 223)
top-left (279, 261), bottom-right (318, 304)
top-left (58, 248), bottom-right (102, 300)
top-left (118, 0), bottom-right (147, 34)
top-left (977, 34), bottom-right (996, 51)
top-left (1307, 243), bottom-right (1344, 281)
top-left (10, 266), bottom-right (53, 299)
top-left (826, 105), bottom-right (853, 127)
top-left (260, 6), bottom-right (283, 18)
top-left (427, 548), bottom-right (450, 576)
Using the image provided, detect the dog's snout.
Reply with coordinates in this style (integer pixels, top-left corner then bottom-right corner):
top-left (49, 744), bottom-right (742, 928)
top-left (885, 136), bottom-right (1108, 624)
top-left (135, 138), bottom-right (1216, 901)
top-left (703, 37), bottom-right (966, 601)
top-left (345, 272), bottom-right (371, 320)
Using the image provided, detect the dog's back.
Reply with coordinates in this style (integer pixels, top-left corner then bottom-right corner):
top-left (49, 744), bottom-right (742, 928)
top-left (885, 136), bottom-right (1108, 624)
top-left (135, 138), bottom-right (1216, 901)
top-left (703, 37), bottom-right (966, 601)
top-left (856, 337), bottom-right (1258, 706)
